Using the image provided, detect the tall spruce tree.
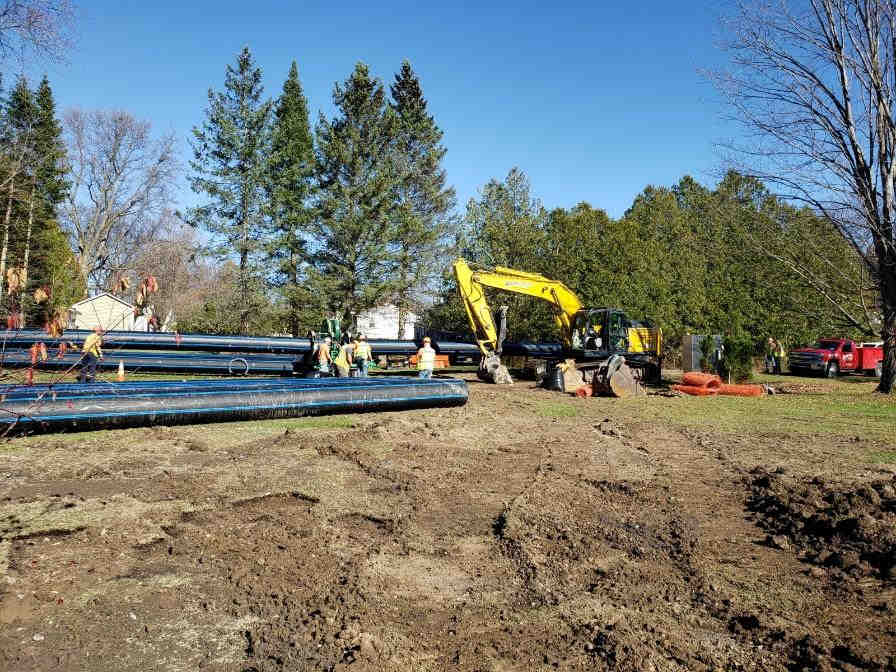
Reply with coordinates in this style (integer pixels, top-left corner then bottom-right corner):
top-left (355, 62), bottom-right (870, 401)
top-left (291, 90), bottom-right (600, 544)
top-left (312, 62), bottom-right (403, 326)
top-left (268, 61), bottom-right (315, 336)
top-left (389, 61), bottom-right (456, 338)
top-left (190, 46), bottom-right (273, 334)
top-left (27, 75), bottom-right (81, 325)
top-left (0, 75), bottom-right (36, 309)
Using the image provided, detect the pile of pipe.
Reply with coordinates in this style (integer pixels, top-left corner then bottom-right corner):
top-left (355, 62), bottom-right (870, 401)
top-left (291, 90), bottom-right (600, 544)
top-left (0, 375), bottom-right (468, 434)
top-left (0, 329), bottom-right (482, 376)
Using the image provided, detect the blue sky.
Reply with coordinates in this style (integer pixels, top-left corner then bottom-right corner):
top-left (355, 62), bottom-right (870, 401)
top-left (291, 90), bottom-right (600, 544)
top-left (20, 0), bottom-right (733, 219)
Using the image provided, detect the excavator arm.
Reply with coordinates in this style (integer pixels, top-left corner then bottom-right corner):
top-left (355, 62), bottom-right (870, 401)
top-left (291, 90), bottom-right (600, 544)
top-left (454, 258), bottom-right (587, 384)
top-left (454, 259), bottom-right (584, 348)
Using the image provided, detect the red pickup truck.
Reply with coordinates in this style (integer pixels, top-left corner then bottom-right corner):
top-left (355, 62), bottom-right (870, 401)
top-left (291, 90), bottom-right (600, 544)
top-left (788, 338), bottom-right (884, 378)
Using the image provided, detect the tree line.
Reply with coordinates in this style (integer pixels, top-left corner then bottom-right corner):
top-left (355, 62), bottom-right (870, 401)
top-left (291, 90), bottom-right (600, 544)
top-left (424, 168), bottom-right (866, 361)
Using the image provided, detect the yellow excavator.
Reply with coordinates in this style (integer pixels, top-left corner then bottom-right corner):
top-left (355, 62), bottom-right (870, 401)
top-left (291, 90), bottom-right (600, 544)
top-left (453, 258), bottom-right (662, 396)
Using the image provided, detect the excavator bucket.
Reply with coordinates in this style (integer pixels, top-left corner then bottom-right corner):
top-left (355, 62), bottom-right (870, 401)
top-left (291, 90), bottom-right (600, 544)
top-left (593, 355), bottom-right (643, 398)
top-left (480, 354), bottom-right (513, 385)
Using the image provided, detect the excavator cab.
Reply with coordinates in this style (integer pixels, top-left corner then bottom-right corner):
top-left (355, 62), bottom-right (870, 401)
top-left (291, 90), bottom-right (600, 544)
top-left (571, 309), bottom-right (630, 356)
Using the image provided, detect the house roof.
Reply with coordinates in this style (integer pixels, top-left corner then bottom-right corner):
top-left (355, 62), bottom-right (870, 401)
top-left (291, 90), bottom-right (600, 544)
top-left (70, 292), bottom-right (134, 310)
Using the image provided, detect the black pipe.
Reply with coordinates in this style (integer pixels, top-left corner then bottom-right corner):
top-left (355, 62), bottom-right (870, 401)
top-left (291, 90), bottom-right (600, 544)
top-left (0, 376), bottom-right (468, 433)
top-left (1, 329), bottom-right (486, 356)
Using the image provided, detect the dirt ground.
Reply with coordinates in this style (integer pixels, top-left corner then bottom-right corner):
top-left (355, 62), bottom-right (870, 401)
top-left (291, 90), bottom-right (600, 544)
top-left (0, 374), bottom-right (894, 671)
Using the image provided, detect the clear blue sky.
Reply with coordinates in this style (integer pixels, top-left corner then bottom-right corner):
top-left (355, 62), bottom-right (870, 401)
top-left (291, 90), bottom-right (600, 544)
top-left (21, 0), bottom-right (734, 219)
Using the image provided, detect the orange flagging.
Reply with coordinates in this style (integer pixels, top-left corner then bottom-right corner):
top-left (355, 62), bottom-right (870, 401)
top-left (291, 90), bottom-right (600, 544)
top-left (718, 383), bottom-right (764, 397)
top-left (681, 372), bottom-right (722, 389)
top-left (672, 384), bottom-right (718, 396)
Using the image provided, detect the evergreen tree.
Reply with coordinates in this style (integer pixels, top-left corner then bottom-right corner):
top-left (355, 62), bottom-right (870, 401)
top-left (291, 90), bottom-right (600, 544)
top-left (389, 61), bottom-right (456, 338)
top-left (33, 76), bottom-right (67, 222)
top-left (312, 62), bottom-right (403, 325)
top-left (0, 75), bottom-right (36, 309)
top-left (268, 61), bottom-right (315, 336)
top-left (27, 76), bottom-right (81, 325)
top-left (189, 46), bottom-right (273, 334)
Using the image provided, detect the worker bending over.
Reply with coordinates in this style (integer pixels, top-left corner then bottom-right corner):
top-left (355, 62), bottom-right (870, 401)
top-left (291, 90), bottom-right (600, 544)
top-left (79, 326), bottom-right (104, 383)
top-left (417, 337), bottom-right (436, 378)
top-left (333, 338), bottom-right (352, 377)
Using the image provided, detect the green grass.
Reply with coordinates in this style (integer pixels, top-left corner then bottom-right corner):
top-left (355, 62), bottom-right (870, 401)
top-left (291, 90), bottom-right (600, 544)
top-left (870, 451), bottom-right (896, 464)
top-left (629, 376), bottom-right (896, 441)
top-left (536, 402), bottom-right (581, 418)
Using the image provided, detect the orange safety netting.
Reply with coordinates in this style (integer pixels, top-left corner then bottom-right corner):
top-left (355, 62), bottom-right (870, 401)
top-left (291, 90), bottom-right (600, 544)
top-left (671, 384), bottom-right (718, 396)
top-left (681, 372), bottom-right (722, 389)
top-left (718, 383), bottom-right (764, 397)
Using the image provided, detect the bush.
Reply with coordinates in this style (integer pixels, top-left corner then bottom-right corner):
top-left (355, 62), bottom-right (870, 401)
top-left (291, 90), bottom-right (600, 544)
top-left (719, 335), bottom-right (755, 382)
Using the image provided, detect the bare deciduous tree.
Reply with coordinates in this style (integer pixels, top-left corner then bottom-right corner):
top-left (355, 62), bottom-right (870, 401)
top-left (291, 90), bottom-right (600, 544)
top-left (0, 0), bottom-right (76, 63)
top-left (716, 0), bottom-right (896, 392)
top-left (61, 108), bottom-right (178, 294)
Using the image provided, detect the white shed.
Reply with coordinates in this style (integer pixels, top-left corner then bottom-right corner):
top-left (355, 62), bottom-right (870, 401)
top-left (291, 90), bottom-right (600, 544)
top-left (354, 304), bottom-right (417, 340)
top-left (69, 293), bottom-right (136, 331)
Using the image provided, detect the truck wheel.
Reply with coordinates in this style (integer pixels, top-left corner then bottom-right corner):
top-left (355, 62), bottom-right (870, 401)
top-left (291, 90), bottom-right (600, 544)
top-left (825, 361), bottom-right (839, 378)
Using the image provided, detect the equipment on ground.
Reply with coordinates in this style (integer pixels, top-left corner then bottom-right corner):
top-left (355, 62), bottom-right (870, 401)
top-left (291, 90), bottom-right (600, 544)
top-left (453, 259), bottom-right (662, 395)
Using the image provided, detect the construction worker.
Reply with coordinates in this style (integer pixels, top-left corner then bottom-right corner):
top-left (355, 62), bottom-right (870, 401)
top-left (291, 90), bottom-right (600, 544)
top-left (316, 336), bottom-right (333, 375)
top-left (333, 338), bottom-right (351, 377)
top-left (416, 336), bottom-right (436, 379)
top-left (354, 334), bottom-right (372, 377)
top-left (774, 339), bottom-right (786, 374)
top-left (78, 326), bottom-right (104, 383)
top-left (765, 338), bottom-right (777, 374)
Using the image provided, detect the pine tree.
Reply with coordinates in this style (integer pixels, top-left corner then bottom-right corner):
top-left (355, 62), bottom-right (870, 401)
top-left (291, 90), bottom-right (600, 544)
top-left (312, 62), bottom-right (403, 326)
top-left (389, 61), bottom-right (456, 338)
top-left (0, 76), bottom-right (37, 310)
top-left (268, 61), bottom-right (315, 336)
top-left (189, 46), bottom-right (273, 334)
top-left (26, 76), bottom-right (81, 325)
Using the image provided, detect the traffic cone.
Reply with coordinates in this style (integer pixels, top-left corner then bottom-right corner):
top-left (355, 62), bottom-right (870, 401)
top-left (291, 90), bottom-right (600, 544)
top-left (117, 360), bottom-right (125, 382)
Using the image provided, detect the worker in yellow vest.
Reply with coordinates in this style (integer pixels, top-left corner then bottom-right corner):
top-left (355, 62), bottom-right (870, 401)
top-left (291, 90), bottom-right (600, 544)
top-left (417, 337), bottom-right (436, 379)
top-left (354, 334), bottom-right (372, 377)
top-left (78, 326), bottom-right (104, 383)
top-left (774, 339), bottom-right (786, 374)
top-left (332, 338), bottom-right (351, 377)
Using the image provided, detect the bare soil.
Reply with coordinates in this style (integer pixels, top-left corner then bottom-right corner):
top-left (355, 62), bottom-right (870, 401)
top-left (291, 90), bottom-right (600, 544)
top-left (0, 375), bottom-right (894, 671)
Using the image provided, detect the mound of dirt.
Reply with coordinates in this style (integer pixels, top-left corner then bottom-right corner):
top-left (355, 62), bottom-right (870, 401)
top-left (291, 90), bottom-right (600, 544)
top-left (747, 469), bottom-right (896, 580)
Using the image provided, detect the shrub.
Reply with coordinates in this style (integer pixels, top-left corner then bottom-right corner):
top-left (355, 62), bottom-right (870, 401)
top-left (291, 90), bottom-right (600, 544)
top-left (719, 335), bottom-right (755, 382)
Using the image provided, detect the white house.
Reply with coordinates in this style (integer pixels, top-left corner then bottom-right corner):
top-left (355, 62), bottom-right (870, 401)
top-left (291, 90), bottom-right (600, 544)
top-left (354, 304), bottom-right (417, 340)
top-left (69, 293), bottom-right (138, 331)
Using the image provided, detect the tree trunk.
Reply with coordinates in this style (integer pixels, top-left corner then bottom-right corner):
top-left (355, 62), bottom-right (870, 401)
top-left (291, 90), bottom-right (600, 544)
top-left (20, 184), bottom-right (35, 325)
top-left (289, 253), bottom-right (299, 337)
top-left (239, 246), bottom-right (249, 335)
top-left (877, 270), bottom-right (896, 393)
top-left (0, 179), bottom-right (15, 307)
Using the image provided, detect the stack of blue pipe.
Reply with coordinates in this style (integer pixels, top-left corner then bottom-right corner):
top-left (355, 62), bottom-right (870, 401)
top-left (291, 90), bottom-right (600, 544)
top-left (0, 376), bottom-right (468, 434)
top-left (0, 329), bottom-right (483, 375)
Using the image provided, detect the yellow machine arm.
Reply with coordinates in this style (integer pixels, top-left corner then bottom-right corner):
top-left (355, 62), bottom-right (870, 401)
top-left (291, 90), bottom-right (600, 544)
top-left (453, 258), bottom-right (584, 355)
